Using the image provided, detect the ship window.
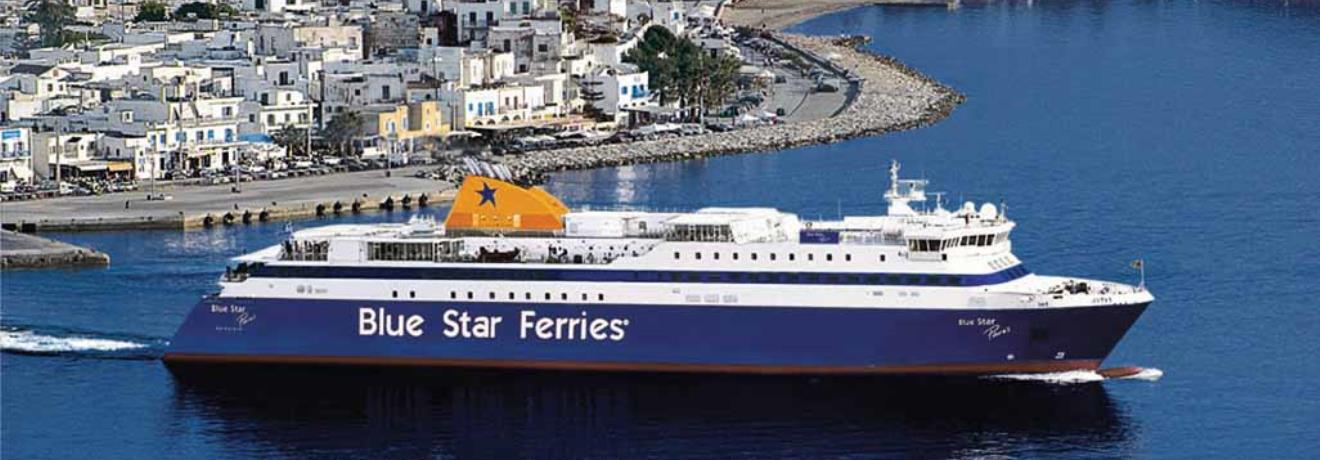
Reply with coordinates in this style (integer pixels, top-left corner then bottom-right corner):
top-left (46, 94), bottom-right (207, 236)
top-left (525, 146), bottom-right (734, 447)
top-left (714, 252), bottom-right (720, 260)
top-left (950, 276), bottom-right (963, 285)
top-left (598, 294), bottom-right (605, 301)
top-left (392, 290), bottom-right (398, 298)
top-left (866, 275), bottom-right (879, 283)
top-left (525, 292), bottom-right (531, 300)
top-left (733, 253), bottom-right (739, 260)
top-left (848, 275), bottom-right (860, 283)
top-left (786, 274), bottom-right (798, 282)
top-left (880, 255), bottom-right (886, 262)
top-left (674, 252), bottom-right (680, 259)
top-left (805, 274), bottom-right (819, 282)
top-left (825, 275), bottom-right (838, 283)
top-left (508, 292), bottom-right (515, 300)
top-left (789, 254), bottom-right (796, 261)
top-left (561, 293), bottom-right (568, 301)
top-left (770, 253), bottom-right (777, 261)
top-left (695, 252), bottom-right (702, 260)
top-left (808, 254), bottom-right (814, 261)
top-left (845, 254), bottom-right (852, 262)
top-left (467, 292), bottom-right (474, 299)
top-left (751, 253), bottom-right (758, 261)
top-left (545, 293), bottom-right (551, 300)
top-left (410, 291), bottom-right (416, 298)
top-left (450, 291), bottom-right (457, 299)
top-left (582, 293), bottom-right (588, 301)
top-left (826, 254), bottom-right (833, 262)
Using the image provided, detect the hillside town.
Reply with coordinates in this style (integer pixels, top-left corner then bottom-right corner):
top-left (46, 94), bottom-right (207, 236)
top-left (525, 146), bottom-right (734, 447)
top-left (0, 0), bottom-right (851, 198)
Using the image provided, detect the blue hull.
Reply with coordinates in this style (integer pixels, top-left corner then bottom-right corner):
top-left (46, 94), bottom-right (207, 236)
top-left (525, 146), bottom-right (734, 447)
top-left (164, 298), bottom-right (1148, 374)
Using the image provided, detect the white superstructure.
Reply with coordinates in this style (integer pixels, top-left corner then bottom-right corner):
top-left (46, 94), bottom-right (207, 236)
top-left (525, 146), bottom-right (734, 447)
top-left (221, 161), bottom-right (1152, 312)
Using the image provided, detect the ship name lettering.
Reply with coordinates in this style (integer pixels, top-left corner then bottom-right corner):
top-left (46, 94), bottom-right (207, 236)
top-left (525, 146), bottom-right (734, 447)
top-left (519, 310), bottom-right (628, 342)
top-left (358, 307), bottom-right (424, 337)
top-left (442, 309), bottom-right (502, 339)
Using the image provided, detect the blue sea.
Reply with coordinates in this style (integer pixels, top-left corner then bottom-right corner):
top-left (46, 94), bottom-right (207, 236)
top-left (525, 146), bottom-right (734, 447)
top-left (4, 1), bottom-right (1320, 458)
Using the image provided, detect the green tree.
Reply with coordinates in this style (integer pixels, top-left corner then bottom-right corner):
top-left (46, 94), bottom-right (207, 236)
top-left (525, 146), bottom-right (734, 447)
top-left (321, 112), bottom-right (363, 156)
top-left (625, 27), bottom-right (744, 119)
top-left (173, 2), bottom-right (237, 21)
top-left (23, 0), bottom-right (76, 48)
top-left (135, 0), bottom-right (168, 22)
top-left (273, 125), bottom-right (312, 158)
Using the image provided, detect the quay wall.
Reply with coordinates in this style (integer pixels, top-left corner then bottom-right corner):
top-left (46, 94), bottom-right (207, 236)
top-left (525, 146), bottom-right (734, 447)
top-left (4, 189), bottom-right (457, 233)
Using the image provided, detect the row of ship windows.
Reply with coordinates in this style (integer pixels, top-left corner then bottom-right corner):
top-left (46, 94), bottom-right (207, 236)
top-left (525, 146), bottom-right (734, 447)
top-left (674, 252), bottom-right (883, 263)
top-left (391, 290), bottom-right (607, 302)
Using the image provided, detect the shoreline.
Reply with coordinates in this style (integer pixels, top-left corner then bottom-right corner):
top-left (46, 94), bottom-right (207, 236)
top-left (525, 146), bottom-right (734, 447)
top-left (1, 1), bottom-right (962, 232)
top-left (499, 31), bottom-right (965, 184)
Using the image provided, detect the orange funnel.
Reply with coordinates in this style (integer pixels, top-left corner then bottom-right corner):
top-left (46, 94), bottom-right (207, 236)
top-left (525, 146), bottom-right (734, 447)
top-left (444, 176), bottom-right (567, 232)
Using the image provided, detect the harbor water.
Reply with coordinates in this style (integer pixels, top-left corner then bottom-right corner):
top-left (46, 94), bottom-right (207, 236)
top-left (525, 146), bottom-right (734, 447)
top-left (4, 0), bottom-right (1320, 457)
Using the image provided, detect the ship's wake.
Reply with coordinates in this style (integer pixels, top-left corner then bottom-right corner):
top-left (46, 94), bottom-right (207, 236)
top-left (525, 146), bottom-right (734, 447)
top-left (986, 368), bottom-right (1164, 385)
top-left (0, 326), bottom-right (166, 360)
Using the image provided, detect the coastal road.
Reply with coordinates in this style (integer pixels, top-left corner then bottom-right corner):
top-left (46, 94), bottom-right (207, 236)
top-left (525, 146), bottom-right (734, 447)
top-left (0, 166), bottom-right (453, 227)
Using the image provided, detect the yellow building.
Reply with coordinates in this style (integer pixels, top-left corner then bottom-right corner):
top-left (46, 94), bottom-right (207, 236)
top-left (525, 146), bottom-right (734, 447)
top-left (362, 101), bottom-right (451, 140)
top-left (358, 101), bottom-right (450, 159)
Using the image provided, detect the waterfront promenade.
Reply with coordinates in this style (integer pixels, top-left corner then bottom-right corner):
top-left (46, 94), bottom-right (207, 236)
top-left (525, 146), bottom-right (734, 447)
top-left (1, 166), bottom-right (455, 231)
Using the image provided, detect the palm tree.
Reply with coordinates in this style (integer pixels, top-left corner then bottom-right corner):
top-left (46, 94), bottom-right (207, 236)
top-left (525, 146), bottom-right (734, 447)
top-left (321, 111), bottom-right (363, 156)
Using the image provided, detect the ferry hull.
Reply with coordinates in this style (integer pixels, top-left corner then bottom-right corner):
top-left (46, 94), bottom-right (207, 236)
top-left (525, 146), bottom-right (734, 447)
top-left (164, 298), bottom-right (1147, 375)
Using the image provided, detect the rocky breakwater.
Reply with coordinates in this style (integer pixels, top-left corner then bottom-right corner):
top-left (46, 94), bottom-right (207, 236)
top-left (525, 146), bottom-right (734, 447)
top-left (1, 230), bottom-right (110, 269)
top-left (500, 34), bottom-right (965, 184)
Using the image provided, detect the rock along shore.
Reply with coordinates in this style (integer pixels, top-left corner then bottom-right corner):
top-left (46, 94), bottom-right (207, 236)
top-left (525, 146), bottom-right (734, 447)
top-left (498, 33), bottom-right (965, 185)
top-left (1, 230), bottom-right (110, 269)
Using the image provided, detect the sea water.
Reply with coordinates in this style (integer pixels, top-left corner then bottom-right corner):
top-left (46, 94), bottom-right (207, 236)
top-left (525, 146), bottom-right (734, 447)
top-left (5, 0), bottom-right (1320, 457)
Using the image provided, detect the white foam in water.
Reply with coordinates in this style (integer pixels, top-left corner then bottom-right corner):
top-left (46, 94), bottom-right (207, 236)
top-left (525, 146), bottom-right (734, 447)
top-left (0, 329), bottom-right (148, 353)
top-left (1116, 367), bottom-right (1165, 381)
top-left (988, 370), bottom-right (1107, 384)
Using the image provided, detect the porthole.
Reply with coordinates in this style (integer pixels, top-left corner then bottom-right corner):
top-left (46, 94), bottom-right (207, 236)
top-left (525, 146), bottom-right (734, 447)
top-left (789, 254), bottom-right (796, 261)
top-left (695, 252), bottom-right (702, 260)
top-left (450, 291), bottom-right (457, 299)
top-left (545, 292), bottom-right (551, 300)
top-left (845, 254), bottom-right (852, 262)
top-left (508, 292), bottom-right (515, 300)
top-left (598, 294), bottom-right (605, 301)
top-left (392, 290), bottom-right (398, 298)
top-left (409, 291), bottom-right (416, 299)
top-left (467, 292), bottom-right (474, 299)
top-left (489, 292), bottom-right (495, 300)
top-left (674, 252), bottom-right (680, 259)
top-left (808, 254), bottom-right (814, 261)
top-left (561, 293), bottom-right (568, 301)
top-left (826, 254), bottom-right (834, 262)
top-left (770, 253), bottom-right (777, 261)
top-left (751, 253), bottom-right (758, 261)
top-left (581, 293), bottom-right (588, 301)
top-left (714, 253), bottom-right (720, 260)
top-left (525, 292), bottom-right (532, 300)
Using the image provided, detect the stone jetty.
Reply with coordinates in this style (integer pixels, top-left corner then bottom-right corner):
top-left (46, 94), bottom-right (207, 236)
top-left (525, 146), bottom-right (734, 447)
top-left (1, 230), bottom-right (110, 269)
top-left (497, 33), bottom-right (965, 184)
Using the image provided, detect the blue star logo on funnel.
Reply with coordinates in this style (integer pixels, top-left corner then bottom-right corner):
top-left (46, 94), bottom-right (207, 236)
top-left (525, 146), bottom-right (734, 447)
top-left (477, 182), bottom-right (498, 207)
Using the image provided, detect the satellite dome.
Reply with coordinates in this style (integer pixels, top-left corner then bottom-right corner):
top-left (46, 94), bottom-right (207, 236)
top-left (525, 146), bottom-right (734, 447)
top-left (961, 201), bottom-right (976, 215)
top-left (979, 203), bottom-right (998, 218)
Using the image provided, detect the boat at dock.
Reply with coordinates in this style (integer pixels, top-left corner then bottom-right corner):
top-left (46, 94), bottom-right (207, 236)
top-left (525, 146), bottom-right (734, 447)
top-left (164, 161), bottom-right (1152, 374)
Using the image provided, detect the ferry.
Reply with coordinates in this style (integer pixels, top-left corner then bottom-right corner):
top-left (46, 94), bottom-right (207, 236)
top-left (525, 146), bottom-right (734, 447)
top-left (164, 162), bottom-right (1152, 374)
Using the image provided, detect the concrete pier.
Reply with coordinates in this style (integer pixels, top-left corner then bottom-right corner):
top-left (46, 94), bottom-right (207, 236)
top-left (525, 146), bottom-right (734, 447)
top-left (1, 166), bottom-right (457, 232)
top-left (1, 230), bottom-right (110, 269)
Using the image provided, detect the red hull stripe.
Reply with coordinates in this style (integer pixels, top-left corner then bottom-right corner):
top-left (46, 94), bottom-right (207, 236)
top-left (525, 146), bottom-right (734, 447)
top-left (163, 354), bottom-right (1102, 375)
